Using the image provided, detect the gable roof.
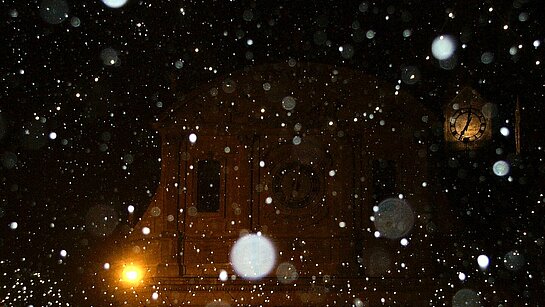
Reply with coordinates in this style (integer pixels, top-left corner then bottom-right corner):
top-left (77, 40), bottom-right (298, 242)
top-left (155, 62), bottom-right (436, 136)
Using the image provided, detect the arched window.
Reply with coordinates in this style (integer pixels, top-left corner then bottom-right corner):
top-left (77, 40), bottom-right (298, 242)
top-left (372, 159), bottom-right (397, 201)
top-left (197, 160), bottom-right (221, 212)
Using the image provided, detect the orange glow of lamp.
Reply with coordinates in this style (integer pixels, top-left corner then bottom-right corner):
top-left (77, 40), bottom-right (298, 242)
top-left (121, 264), bottom-right (143, 284)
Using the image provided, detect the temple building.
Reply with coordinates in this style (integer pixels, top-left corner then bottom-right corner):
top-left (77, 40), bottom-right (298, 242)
top-left (112, 62), bottom-right (496, 305)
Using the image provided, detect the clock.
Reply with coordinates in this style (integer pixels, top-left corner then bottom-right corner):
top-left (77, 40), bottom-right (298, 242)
top-left (449, 108), bottom-right (487, 143)
top-left (271, 161), bottom-right (322, 209)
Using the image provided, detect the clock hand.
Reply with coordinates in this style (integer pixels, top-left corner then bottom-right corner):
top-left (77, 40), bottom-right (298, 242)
top-left (294, 165), bottom-right (302, 192)
top-left (459, 111), bottom-right (472, 140)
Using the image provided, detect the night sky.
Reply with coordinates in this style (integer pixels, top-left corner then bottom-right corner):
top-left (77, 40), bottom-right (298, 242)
top-left (1, 0), bottom-right (544, 305)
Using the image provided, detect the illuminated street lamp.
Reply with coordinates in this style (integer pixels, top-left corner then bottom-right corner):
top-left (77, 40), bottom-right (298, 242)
top-left (121, 264), bottom-right (143, 284)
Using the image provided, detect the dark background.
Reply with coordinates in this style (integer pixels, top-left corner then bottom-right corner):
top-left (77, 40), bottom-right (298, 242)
top-left (1, 0), bottom-right (544, 305)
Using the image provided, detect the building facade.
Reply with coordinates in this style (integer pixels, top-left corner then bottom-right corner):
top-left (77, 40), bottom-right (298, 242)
top-left (116, 62), bottom-right (451, 306)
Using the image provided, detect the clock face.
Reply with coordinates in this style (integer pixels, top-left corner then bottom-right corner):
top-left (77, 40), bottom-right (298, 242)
top-left (449, 108), bottom-right (487, 142)
top-left (272, 162), bottom-right (322, 209)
